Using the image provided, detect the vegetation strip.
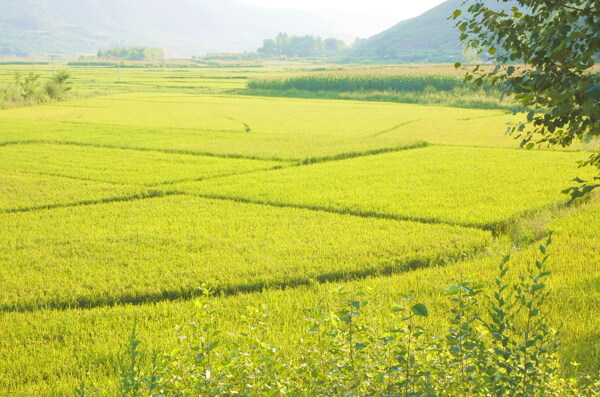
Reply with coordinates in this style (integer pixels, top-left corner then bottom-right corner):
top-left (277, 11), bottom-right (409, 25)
top-left (298, 142), bottom-right (429, 165)
top-left (0, 190), bottom-right (178, 215)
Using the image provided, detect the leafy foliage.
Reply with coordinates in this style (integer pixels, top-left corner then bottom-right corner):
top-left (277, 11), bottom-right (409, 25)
top-left (453, 0), bottom-right (600, 197)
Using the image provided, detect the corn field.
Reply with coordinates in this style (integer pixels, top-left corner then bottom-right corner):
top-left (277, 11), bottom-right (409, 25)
top-left (248, 73), bottom-right (489, 92)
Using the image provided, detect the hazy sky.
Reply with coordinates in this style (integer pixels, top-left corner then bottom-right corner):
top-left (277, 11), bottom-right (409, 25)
top-left (237, 0), bottom-right (447, 39)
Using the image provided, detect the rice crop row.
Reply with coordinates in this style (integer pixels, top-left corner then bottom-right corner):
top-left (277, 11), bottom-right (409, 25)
top-left (173, 146), bottom-right (595, 228)
top-left (0, 195), bottom-right (491, 312)
top-left (0, 201), bottom-right (597, 395)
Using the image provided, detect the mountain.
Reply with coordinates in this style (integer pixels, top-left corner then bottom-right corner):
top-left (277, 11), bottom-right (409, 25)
top-left (349, 0), bottom-right (516, 63)
top-left (0, 0), bottom-right (341, 57)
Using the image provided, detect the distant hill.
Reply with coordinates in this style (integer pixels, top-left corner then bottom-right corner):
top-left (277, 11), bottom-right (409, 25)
top-left (0, 0), bottom-right (341, 58)
top-left (349, 0), bottom-right (516, 63)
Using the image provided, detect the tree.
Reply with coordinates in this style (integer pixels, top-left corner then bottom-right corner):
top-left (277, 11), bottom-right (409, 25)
top-left (453, 0), bottom-right (600, 198)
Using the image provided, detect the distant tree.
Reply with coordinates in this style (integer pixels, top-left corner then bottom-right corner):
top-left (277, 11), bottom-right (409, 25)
top-left (257, 39), bottom-right (278, 57)
top-left (324, 38), bottom-right (348, 52)
top-left (454, 0), bottom-right (600, 198)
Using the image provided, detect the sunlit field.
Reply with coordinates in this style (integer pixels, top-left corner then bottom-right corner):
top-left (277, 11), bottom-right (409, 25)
top-left (0, 62), bottom-right (598, 395)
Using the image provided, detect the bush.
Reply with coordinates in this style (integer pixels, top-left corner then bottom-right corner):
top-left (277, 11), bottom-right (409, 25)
top-left (0, 70), bottom-right (72, 108)
top-left (83, 235), bottom-right (599, 396)
top-left (0, 72), bottom-right (43, 106)
top-left (44, 70), bottom-right (72, 100)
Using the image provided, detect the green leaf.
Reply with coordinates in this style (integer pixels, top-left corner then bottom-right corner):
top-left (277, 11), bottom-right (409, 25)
top-left (412, 303), bottom-right (429, 317)
top-left (586, 83), bottom-right (600, 100)
top-left (445, 286), bottom-right (460, 295)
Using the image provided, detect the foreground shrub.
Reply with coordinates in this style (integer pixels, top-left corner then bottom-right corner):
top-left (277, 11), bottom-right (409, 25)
top-left (83, 235), bottom-right (599, 396)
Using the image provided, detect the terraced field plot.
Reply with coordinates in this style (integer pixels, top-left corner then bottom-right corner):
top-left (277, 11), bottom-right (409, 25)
top-left (0, 195), bottom-right (490, 311)
top-left (174, 145), bottom-right (594, 227)
top-left (0, 93), bottom-right (526, 161)
top-left (0, 173), bottom-right (149, 212)
top-left (0, 143), bottom-right (283, 185)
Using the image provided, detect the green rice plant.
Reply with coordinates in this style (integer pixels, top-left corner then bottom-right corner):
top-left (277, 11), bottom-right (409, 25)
top-left (0, 195), bottom-right (491, 312)
top-left (173, 146), bottom-right (595, 228)
top-left (0, 143), bottom-right (283, 186)
top-left (0, 93), bottom-right (534, 160)
top-left (0, 172), bottom-right (151, 212)
top-left (0, 202), bottom-right (598, 395)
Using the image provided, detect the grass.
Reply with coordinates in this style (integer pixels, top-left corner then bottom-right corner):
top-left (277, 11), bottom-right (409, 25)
top-left (0, 195), bottom-right (491, 312)
top-left (172, 146), bottom-right (595, 228)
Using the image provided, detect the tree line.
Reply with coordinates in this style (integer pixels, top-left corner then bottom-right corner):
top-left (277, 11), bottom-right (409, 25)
top-left (97, 47), bottom-right (164, 61)
top-left (257, 33), bottom-right (348, 58)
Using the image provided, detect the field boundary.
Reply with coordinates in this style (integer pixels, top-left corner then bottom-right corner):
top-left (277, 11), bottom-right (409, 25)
top-left (188, 192), bottom-right (488, 231)
top-left (0, 139), bottom-right (431, 164)
top-left (371, 119), bottom-right (423, 137)
top-left (0, 190), bottom-right (181, 215)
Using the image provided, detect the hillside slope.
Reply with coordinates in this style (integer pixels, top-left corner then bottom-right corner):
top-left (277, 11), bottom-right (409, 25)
top-left (0, 0), bottom-right (340, 57)
top-left (349, 0), bottom-right (516, 63)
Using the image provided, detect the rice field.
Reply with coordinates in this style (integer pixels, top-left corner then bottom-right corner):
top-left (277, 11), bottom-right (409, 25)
top-left (0, 195), bottom-right (491, 312)
top-left (0, 143), bottom-right (282, 185)
top-left (0, 63), bottom-right (598, 395)
top-left (173, 146), bottom-right (594, 228)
